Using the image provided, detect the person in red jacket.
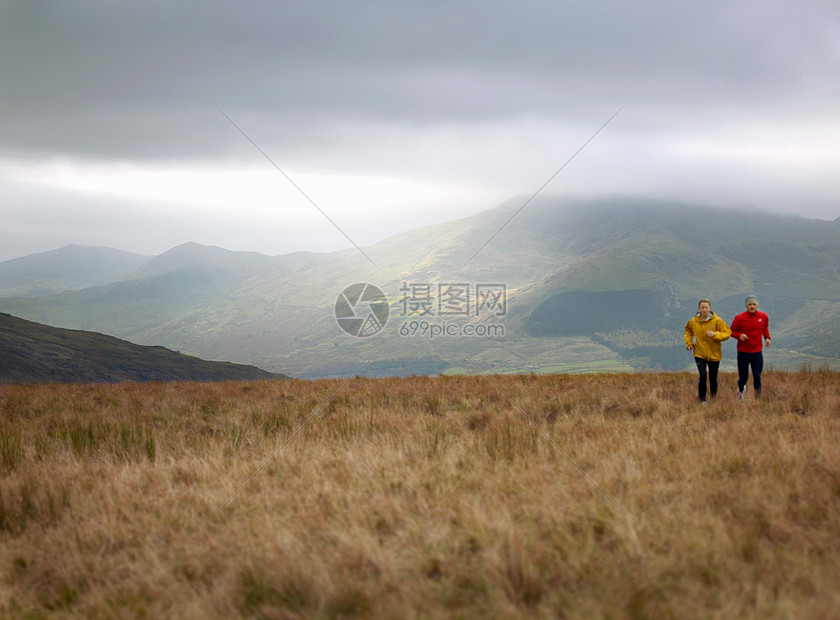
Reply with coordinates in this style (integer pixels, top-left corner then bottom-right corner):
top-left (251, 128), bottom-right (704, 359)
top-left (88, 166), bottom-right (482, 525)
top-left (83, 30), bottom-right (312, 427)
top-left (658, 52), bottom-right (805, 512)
top-left (730, 295), bottom-right (771, 399)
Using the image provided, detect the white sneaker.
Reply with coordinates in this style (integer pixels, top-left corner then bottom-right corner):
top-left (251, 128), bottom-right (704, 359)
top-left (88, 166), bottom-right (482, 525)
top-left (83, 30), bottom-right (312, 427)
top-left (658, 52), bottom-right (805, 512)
top-left (737, 388), bottom-right (744, 401)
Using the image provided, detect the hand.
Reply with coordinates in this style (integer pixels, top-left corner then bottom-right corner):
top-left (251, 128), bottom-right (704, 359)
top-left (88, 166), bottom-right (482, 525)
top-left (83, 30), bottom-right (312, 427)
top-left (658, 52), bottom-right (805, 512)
top-left (765, 338), bottom-right (771, 347)
top-left (739, 334), bottom-right (748, 341)
top-left (687, 344), bottom-right (693, 351)
top-left (705, 330), bottom-right (714, 337)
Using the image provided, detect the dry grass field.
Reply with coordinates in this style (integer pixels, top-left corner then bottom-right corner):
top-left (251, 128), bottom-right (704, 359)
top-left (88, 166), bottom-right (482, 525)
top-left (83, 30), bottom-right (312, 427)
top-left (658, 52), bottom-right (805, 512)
top-left (1, 370), bottom-right (839, 619)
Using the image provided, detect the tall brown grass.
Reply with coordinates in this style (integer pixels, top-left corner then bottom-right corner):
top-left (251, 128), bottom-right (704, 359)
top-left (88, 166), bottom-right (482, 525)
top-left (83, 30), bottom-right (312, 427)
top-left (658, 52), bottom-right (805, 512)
top-left (1, 371), bottom-right (839, 618)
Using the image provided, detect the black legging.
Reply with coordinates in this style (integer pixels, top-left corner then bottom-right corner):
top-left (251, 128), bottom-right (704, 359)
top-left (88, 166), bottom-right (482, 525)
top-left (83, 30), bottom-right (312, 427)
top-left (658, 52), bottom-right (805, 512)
top-left (695, 358), bottom-right (720, 401)
top-left (737, 351), bottom-right (764, 395)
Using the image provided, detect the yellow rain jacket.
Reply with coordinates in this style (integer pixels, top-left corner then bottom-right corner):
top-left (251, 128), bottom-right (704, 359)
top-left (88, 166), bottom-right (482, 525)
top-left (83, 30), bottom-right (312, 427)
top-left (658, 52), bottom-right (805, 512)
top-left (684, 312), bottom-right (731, 362)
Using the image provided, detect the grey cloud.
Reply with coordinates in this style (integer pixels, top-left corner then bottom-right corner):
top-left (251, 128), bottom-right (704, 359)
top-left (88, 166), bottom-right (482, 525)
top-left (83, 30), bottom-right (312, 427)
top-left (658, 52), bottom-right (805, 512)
top-left (2, 0), bottom-right (838, 161)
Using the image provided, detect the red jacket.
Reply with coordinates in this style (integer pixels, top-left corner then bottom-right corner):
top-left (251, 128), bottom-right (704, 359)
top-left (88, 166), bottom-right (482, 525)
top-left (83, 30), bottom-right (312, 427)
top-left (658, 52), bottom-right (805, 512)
top-left (730, 310), bottom-right (770, 353)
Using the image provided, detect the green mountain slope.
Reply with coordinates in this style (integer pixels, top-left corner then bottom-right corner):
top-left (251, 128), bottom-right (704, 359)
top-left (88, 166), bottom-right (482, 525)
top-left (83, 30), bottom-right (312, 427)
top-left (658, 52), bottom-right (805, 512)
top-left (509, 198), bottom-right (840, 298)
top-left (0, 313), bottom-right (289, 384)
top-left (0, 197), bottom-right (838, 376)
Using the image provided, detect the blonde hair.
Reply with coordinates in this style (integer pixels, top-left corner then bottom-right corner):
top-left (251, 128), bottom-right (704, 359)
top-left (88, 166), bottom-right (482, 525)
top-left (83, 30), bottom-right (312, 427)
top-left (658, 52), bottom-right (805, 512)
top-left (697, 298), bottom-right (711, 308)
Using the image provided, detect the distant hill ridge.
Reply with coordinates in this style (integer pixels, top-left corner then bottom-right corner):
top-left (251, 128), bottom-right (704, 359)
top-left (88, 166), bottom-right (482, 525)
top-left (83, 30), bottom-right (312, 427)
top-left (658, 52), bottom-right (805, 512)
top-left (0, 245), bottom-right (150, 297)
top-left (0, 313), bottom-right (289, 384)
top-left (0, 197), bottom-right (838, 376)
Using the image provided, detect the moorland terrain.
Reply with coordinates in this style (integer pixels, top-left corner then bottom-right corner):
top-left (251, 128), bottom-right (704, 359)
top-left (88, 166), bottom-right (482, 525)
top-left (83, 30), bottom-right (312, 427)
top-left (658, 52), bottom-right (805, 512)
top-left (2, 371), bottom-right (839, 618)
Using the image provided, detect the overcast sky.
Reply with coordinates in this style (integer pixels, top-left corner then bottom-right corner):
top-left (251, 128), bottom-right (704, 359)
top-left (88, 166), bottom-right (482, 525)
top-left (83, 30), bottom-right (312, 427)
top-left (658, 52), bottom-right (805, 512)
top-left (1, 0), bottom-right (838, 262)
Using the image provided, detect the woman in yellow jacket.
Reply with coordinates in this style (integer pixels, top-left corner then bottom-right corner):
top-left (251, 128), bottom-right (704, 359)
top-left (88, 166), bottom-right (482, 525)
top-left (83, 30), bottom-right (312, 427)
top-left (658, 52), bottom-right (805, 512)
top-left (684, 298), bottom-right (731, 403)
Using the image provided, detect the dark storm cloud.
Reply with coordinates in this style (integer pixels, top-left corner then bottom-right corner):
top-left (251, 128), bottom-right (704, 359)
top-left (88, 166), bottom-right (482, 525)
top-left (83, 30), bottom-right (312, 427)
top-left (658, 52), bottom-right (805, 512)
top-left (2, 0), bottom-right (838, 161)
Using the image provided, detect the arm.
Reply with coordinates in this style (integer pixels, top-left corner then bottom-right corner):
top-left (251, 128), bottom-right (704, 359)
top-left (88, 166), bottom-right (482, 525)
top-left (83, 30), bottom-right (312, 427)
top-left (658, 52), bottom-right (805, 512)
top-left (713, 318), bottom-right (731, 342)
top-left (730, 315), bottom-right (747, 342)
top-left (763, 314), bottom-right (771, 345)
top-left (684, 320), bottom-right (694, 350)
